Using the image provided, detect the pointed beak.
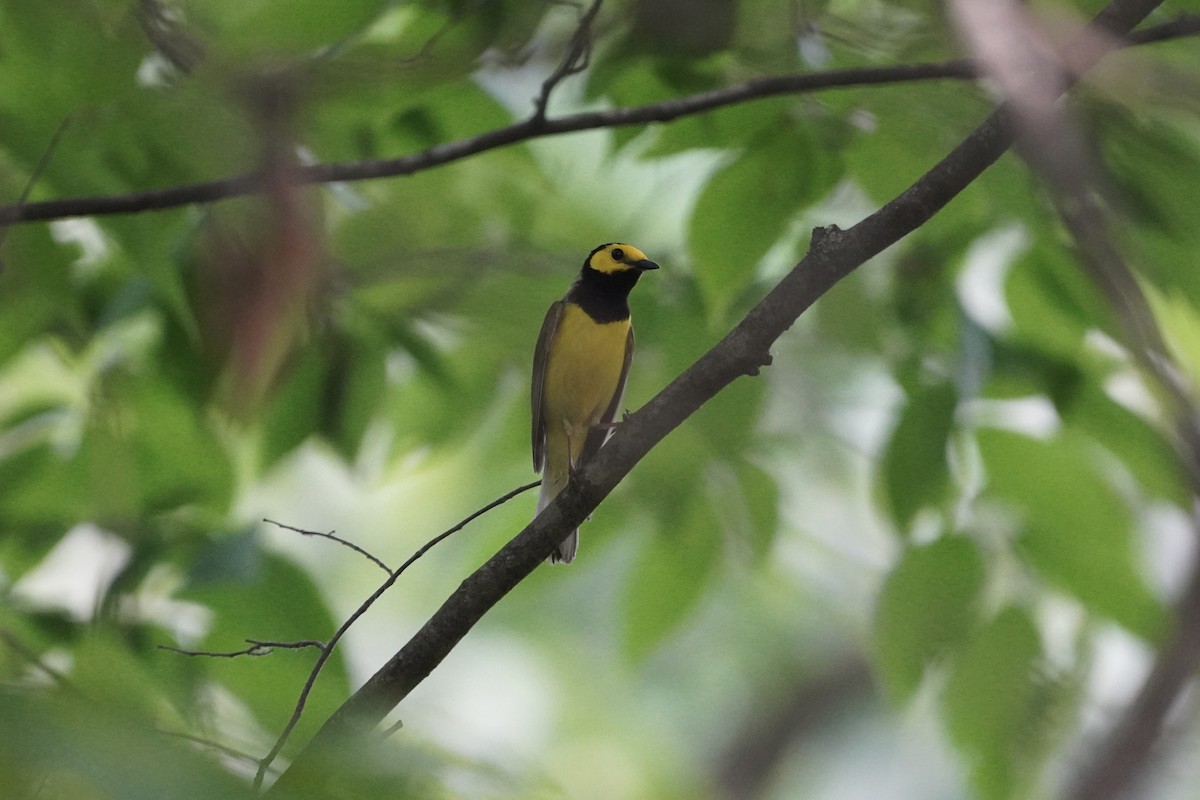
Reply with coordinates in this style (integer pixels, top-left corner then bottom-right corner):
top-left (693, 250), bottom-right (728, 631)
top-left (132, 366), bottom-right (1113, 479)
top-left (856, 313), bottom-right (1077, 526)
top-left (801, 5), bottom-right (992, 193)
top-left (633, 259), bottom-right (660, 271)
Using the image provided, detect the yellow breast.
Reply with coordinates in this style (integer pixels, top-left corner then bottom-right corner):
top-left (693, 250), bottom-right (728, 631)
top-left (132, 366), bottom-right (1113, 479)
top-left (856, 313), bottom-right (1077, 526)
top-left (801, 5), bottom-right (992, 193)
top-left (542, 303), bottom-right (630, 437)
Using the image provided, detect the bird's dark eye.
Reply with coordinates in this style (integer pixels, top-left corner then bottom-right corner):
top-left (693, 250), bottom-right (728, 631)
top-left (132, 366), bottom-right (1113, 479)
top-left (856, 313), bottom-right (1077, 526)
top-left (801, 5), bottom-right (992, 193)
top-left (611, 248), bottom-right (625, 261)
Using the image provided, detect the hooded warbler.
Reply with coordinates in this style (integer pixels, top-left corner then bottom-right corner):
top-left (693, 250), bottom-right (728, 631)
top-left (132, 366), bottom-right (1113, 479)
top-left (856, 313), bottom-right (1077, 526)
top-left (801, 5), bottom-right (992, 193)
top-left (532, 243), bottom-right (660, 563)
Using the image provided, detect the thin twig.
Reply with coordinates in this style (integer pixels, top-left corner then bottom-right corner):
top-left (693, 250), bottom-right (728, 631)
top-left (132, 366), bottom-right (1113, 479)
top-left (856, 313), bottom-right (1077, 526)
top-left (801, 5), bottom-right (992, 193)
top-left (533, 0), bottom-right (604, 121)
top-left (0, 627), bottom-right (74, 688)
top-left (253, 479), bottom-right (541, 788)
top-left (137, 0), bottom-right (206, 73)
top-left (0, 114), bottom-right (72, 259)
top-left (158, 728), bottom-right (274, 770)
top-left (264, 518), bottom-right (392, 574)
top-left (158, 639), bottom-right (326, 658)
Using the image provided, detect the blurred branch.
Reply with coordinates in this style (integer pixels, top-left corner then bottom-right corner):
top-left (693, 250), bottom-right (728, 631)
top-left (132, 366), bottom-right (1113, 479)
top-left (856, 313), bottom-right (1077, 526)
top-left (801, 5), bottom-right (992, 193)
top-left (532, 0), bottom-right (604, 121)
top-left (0, 627), bottom-right (73, 689)
top-left (158, 728), bottom-right (275, 772)
top-left (0, 114), bottom-right (71, 259)
top-left (1066, 565), bottom-right (1200, 800)
top-left (2, 12), bottom-right (1197, 227)
top-left (951, 2), bottom-right (1200, 798)
top-left (136, 0), bottom-right (206, 73)
top-left (158, 639), bottom-right (327, 659)
top-left (264, 518), bottom-right (393, 574)
top-left (713, 654), bottom-right (875, 800)
top-left (265, 0), bottom-right (1166, 794)
top-left (253, 479), bottom-right (541, 788)
top-left (1126, 11), bottom-right (1200, 44)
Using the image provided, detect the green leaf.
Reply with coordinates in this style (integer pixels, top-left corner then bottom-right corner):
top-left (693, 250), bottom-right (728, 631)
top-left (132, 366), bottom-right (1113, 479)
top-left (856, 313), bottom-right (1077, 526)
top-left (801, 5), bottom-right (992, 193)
top-left (880, 380), bottom-right (958, 532)
top-left (873, 536), bottom-right (985, 702)
top-left (977, 429), bottom-right (1165, 639)
top-left (1097, 104), bottom-right (1200, 299)
top-left (197, 0), bottom-right (390, 57)
top-left (982, 341), bottom-right (1084, 406)
top-left (315, 79), bottom-right (515, 164)
top-left (58, 370), bottom-right (236, 523)
top-left (1005, 237), bottom-right (1116, 362)
top-left (103, 214), bottom-right (202, 345)
top-left (0, 682), bottom-right (253, 800)
top-left (836, 80), bottom-right (991, 204)
top-left (125, 376), bottom-right (236, 514)
top-left (260, 345), bottom-right (327, 470)
top-left (942, 607), bottom-right (1046, 800)
top-left (0, 1), bottom-right (144, 139)
top-left (0, 439), bottom-right (91, 530)
top-left (688, 121), bottom-right (835, 321)
top-left (810, 267), bottom-right (890, 354)
top-left (0, 226), bottom-right (84, 362)
top-left (1060, 387), bottom-right (1189, 507)
top-left (1146, 286), bottom-right (1200, 402)
top-left (622, 496), bottom-right (721, 661)
top-left (691, 372), bottom-right (765, 456)
top-left (731, 460), bottom-right (780, 561)
top-left (321, 337), bottom-right (389, 461)
top-left (643, 96), bottom-right (787, 158)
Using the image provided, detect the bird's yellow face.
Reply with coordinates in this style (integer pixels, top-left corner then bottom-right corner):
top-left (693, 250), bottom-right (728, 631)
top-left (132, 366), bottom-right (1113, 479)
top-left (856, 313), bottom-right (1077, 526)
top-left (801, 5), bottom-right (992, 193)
top-left (586, 243), bottom-right (658, 274)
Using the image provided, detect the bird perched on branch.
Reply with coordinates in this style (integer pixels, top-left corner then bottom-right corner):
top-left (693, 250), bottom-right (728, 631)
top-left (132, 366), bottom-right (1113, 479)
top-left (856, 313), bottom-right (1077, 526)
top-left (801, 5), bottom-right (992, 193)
top-left (532, 243), bottom-right (660, 563)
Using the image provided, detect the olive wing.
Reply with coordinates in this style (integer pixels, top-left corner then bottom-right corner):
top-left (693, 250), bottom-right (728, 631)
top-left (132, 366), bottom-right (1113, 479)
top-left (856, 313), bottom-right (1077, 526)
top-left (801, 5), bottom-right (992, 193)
top-left (531, 300), bottom-right (565, 471)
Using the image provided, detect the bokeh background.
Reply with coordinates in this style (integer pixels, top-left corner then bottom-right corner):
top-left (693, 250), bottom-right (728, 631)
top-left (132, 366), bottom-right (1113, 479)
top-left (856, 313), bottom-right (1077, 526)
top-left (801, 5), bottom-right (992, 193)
top-left (2, 1), bottom-right (1200, 798)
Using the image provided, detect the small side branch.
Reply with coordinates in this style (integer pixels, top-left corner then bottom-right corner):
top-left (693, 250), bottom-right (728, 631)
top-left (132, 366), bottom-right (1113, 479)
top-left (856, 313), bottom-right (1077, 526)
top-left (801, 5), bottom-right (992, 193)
top-left (157, 728), bottom-right (273, 771)
top-left (0, 114), bottom-right (72, 257)
top-left (532, 0), bottom-right (605, 121)
top-left (0, 626), bottom-right (74, 688)
top-left (158, 639), bottom-right (327, 659)
top-left (264, 518), bottom-right (393, 574)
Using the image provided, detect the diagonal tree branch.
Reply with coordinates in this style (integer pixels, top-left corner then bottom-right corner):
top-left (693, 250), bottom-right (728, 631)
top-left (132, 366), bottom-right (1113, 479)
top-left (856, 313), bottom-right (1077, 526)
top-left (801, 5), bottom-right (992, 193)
top-left (1, 13), bottom-right (1196, 228)
top-left (264, 0), bottom-right (1166, 793)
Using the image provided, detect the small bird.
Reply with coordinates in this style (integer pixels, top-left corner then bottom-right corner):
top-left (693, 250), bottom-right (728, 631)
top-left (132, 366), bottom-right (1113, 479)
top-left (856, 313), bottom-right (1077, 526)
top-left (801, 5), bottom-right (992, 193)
top-left (532, 243), bottom-right (660, 563)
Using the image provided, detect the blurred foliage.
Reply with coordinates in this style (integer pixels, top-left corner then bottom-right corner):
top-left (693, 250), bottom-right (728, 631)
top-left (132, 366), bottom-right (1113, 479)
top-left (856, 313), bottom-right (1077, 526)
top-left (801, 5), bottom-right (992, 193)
top-left (1, 1), bottom-right (1199, 799)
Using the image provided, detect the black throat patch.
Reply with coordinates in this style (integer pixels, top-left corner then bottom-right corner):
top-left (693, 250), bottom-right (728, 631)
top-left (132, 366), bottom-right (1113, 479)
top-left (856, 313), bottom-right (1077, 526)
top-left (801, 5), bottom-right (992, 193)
top-left (566, 266), bottom-right (641, 323)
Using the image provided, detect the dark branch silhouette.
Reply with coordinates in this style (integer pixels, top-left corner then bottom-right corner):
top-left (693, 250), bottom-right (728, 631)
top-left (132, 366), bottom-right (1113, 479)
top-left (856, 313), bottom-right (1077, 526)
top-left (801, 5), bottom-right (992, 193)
top-left (1, 13), bottom-right (1196, 227)
top-left (264, 0), bottom-right (1168, 794)
top-left (713, 654), bottom-right (875, 800)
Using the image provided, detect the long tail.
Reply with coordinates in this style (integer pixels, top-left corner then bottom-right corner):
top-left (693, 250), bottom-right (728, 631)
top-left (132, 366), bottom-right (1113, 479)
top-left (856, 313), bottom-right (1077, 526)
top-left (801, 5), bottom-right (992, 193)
top-left (536, 469), bottom-right (578, 564)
